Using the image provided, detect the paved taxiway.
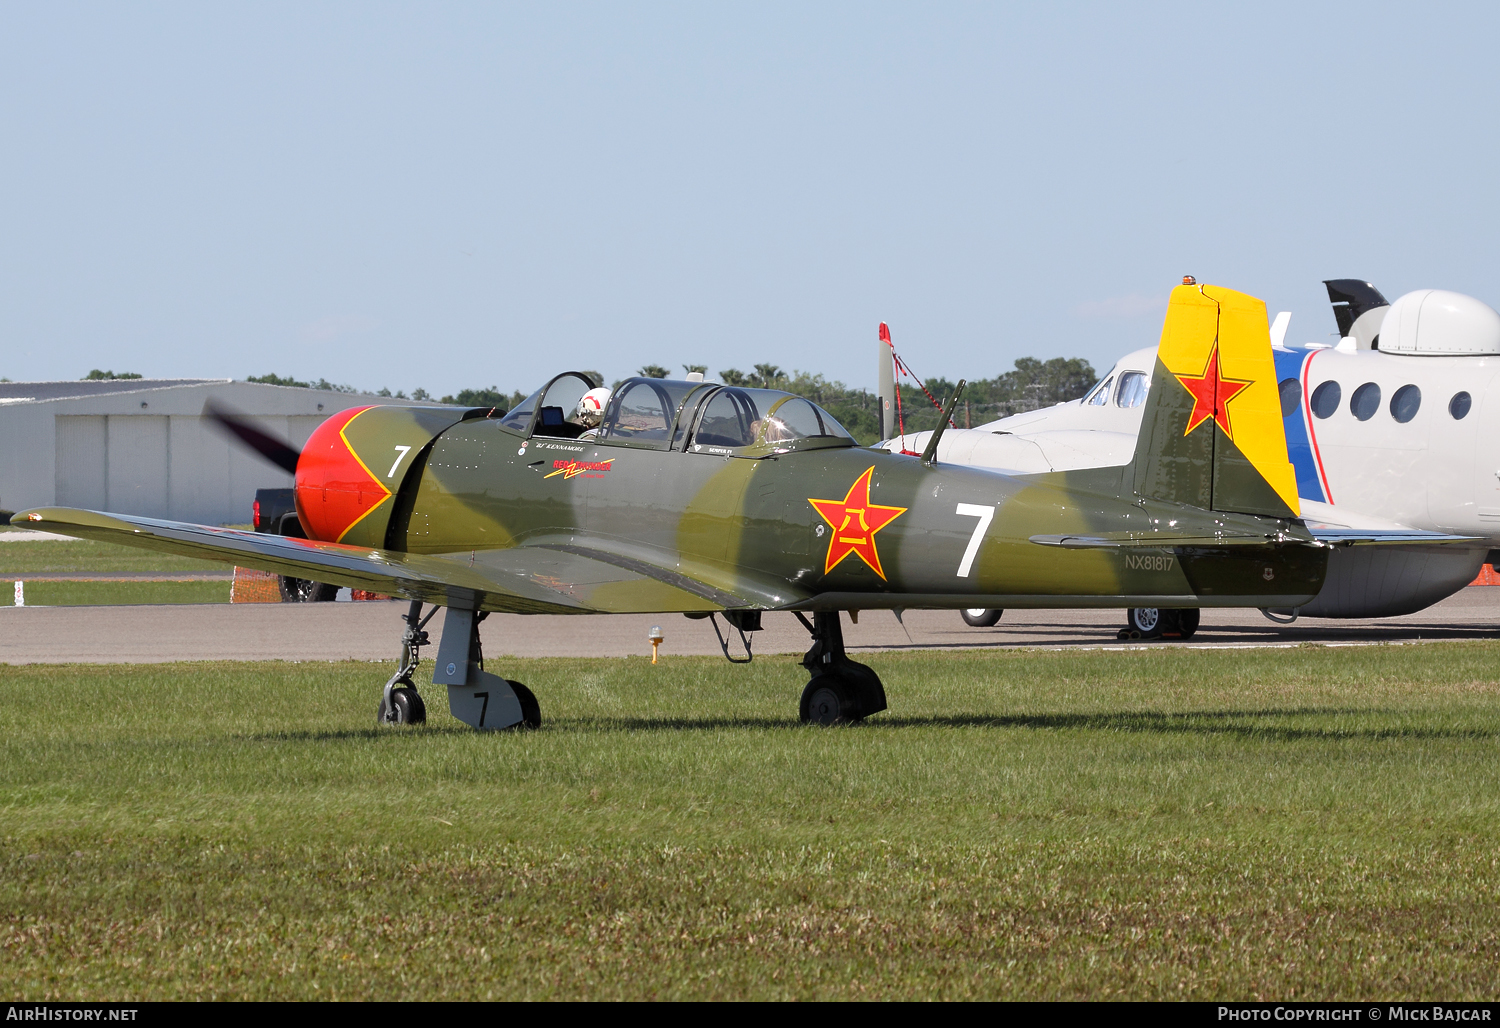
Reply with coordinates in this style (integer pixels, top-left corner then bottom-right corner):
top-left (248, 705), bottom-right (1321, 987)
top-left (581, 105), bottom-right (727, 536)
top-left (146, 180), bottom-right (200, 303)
top-left (2, 587), bottom-right (1498, 663)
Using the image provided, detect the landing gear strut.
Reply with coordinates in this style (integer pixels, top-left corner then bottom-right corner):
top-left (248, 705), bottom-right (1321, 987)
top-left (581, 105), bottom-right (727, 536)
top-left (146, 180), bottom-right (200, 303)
top-left (377, 602), bottom-right (540, 729)
top-left (378, 600), bottom-right (437, 724)
top-left (431, 606), bottom-right (540, 730)
top-left (794, 611), bottom-right (886, 725)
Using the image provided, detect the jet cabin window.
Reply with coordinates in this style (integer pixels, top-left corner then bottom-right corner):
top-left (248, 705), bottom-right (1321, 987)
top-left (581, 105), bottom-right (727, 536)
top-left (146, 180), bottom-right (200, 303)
top-left (1277, 378), bottom-right (1302, 418)
top-left (1086, 377), bottom-right (1113, 405)
top-left (1113, 372), bottom-right (1147, 408)
top-left (1310, 381), bottom-right (1341, 419)
top-left (1390, 384), bottom-right (1421, 424)
top-left (1350, 382), bottom-right (1381, 422)
top-left (1451, 391), bottom-right (1473, 420)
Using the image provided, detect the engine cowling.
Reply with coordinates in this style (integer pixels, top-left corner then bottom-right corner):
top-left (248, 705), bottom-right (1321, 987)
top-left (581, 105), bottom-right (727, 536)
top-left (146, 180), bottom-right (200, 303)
top-left (295, 405), bottom-right (471, 547)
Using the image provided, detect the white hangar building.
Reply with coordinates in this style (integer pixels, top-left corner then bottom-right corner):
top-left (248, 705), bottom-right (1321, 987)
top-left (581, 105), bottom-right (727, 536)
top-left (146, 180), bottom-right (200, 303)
top-left (0, 378), bottom-right (440, 526)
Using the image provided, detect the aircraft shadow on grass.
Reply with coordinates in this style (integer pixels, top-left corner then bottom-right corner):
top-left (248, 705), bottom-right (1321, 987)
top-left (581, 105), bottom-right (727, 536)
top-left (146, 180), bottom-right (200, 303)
top-left (235, 708), bottom-right (1500, 743)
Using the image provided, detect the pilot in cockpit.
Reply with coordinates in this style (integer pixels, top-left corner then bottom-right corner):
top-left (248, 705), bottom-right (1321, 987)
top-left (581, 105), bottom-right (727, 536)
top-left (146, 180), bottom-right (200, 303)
top-left (574, 387), bottom-right (612, 440)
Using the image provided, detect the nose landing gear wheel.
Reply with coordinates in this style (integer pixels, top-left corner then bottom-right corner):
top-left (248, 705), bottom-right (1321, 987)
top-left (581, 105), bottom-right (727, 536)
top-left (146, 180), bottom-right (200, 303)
top-left (961, 608), bottom-right (1003, 627)
top-left (378, 684), bottom-right (427, 725)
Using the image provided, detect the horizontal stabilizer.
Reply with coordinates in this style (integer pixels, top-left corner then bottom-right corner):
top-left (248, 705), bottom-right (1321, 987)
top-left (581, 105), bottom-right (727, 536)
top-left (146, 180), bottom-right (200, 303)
top-left (1310, 529), bottom-right (1484, 546)
top-left (1030, 531), bottom-right (1297, 549)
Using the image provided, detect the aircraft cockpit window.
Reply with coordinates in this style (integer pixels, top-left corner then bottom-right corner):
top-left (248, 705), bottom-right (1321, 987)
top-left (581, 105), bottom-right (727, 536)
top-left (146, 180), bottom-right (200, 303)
top-left (764, 397), bottom-right (826, 442)
top-left (688, 388), bottom-right (855, 455)
top-left (1278, 378), bottom-right (1303, 418)
top-left (498, 372), bottom-right (600, 438)
top-left (1086, 378), bottom-right (1113, 406)
top-left (1450, 391), bottom-right (1473, 420)
top-left (531, 374), bottom-right (595, 438)
top-left (694, 389), bottom-right (758, 447)
top-left (601, 380), bottom-right (673, 445)
top-left (1114, 372), bottom-right (1147, 408)
top-left (1390, 384), bottom-right (1421, 424)
top-left (1350, 382), bottom-right (1381, 422)
top-left (498, 387), bottom-right (543, 433)
top-left (1310, 380), bottom-right (1341, 419)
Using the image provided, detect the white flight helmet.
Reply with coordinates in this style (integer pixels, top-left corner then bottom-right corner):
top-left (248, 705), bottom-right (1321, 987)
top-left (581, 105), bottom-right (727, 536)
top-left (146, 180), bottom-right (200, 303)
top-left (575, 387), bottom-right (612, 427)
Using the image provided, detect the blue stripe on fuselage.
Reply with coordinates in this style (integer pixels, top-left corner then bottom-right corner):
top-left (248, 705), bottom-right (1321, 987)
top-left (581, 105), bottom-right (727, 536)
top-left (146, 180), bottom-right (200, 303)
top-left (1273, 348), bottom-right (1324, 503)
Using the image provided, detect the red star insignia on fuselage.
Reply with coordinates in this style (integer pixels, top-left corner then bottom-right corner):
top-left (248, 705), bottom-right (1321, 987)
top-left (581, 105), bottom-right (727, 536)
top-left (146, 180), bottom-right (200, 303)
top-left (1173, 341), bottom-right (1251, 438)
top-left (808, 466), bottom-right (907, 580)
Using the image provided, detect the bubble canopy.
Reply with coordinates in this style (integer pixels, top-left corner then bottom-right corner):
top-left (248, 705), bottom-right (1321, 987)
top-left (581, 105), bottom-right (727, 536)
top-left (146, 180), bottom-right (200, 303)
top-left (492, 375), bottom-right (857, 454)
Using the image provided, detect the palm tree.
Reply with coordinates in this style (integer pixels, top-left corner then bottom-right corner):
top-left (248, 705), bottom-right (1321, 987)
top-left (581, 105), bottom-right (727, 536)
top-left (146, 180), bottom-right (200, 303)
top-left (751, 363), bottom-right (783, 388)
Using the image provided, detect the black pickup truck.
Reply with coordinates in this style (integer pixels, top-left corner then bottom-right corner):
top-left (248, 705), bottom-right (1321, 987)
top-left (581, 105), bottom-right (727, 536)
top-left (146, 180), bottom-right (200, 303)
top-left (252, 488), bottom-right (336, 602)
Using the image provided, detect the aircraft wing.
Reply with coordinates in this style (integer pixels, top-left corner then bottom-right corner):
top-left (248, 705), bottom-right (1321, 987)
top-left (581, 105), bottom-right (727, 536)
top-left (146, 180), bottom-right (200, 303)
top-left (14, 507), bottom-right (774, 614)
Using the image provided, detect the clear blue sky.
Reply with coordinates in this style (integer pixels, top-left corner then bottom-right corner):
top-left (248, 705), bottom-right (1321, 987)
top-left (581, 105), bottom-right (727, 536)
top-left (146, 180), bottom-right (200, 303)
top-left (3, 2), bottom-right (1498, 395)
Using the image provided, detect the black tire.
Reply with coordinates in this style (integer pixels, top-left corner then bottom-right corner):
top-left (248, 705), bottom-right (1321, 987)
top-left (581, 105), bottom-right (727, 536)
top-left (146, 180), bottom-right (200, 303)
top-left (1125, 607), bottom-right (1162, 637)
top-left (800, 675), bottom-right (857, 725)
top-left (961, 608), bottom-right (1003, 628)
top-left (508, 680), bottom-right (541, 729)
top-left (279, 576), bottom-right (337, 602)
top-left (1176, 608), bottom-right (1200, 639)
top-left (378, 684), bottom-right (426, 725)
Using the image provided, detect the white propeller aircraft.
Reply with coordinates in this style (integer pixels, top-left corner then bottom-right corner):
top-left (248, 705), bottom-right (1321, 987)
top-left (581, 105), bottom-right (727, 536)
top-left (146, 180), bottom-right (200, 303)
top-left (881, 279), bottom-right (1500, 636)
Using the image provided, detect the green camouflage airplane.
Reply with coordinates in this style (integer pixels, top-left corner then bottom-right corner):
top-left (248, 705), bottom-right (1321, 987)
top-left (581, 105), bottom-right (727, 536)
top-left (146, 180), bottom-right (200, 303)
top-left (19, 283), bottom-right (1337, 728)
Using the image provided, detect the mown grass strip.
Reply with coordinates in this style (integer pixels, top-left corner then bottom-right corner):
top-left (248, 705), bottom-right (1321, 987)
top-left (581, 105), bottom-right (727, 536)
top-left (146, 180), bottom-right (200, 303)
top-left (0, 580), bottom-right (231, 606)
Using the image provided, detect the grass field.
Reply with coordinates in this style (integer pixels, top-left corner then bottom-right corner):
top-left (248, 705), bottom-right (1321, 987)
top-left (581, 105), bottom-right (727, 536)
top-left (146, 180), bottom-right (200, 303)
top-left (5, 643), bottom-right (1500, 1000)
top-left (0, 536), bottom-right (234, 605)
top-left (0, 538), bottom-right (225, 575)
top-left (0, 581), bottom-right (231, 606)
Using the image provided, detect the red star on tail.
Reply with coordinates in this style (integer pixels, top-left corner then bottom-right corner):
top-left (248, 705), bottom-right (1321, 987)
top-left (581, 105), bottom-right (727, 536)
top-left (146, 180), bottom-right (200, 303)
top-left (808, 467), bottom-right (907, 579)
top-left (1173, 341), bottom-right (1251, 438)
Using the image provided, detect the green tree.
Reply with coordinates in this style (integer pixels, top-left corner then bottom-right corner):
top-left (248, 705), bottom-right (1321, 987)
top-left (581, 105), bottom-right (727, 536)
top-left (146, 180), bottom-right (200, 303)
top-left (638, 364), bottom-right (670, 379)
top-left (988, 357), bottom-right (1096, 406)
top-left (246, 373), bottom-right (309, 388)
top-left (718, 368), bottom-right (748, 386)
top-left (751, 363), bottom-right (784, 388)
top-left (440, 387), bottom-right (527, 410)
top-left (411, 388), bottom-right (431, 402)
top-left (85, 369), bottom-right (143, 381)
top-left (683, 363), bottom-right (708, 377)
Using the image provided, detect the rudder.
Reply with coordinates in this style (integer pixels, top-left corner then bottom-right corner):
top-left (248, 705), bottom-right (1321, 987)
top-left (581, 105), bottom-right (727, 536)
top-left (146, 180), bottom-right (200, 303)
top-left (1131, 283), bottom-right (1299, 518)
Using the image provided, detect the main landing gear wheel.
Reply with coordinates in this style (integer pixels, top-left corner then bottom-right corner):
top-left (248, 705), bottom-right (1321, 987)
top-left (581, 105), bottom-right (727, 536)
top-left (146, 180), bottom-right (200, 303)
top-left (961, 608), bottom-right (1003, 628)
top-left (509, 680), bottom-right (541, 729)
top-left (378, 684), bottom-right (427, 725)
top-left (800, 676), bottom-right (855, 725)
top-left (796, 611), bottom-right (887, 725)
top-left (1123, 607), bottom-right (1162, 638)
top-left (1119, 607), bottom-right (1199, 640)
top-left (280, 576), bottom-right (337, 602)
top-left (1169, 608), bottom-right (1200, 639)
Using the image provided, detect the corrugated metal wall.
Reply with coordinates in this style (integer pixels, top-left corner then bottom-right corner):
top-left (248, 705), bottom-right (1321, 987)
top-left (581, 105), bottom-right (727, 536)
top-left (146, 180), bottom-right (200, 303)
top-left (53, 412), bottom-right (302, 524)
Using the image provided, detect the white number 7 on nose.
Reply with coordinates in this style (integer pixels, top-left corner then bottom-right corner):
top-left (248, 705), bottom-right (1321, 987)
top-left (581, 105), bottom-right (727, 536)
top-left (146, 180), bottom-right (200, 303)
top-left (954, 503), bottom-right (994, 577)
